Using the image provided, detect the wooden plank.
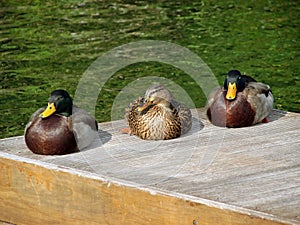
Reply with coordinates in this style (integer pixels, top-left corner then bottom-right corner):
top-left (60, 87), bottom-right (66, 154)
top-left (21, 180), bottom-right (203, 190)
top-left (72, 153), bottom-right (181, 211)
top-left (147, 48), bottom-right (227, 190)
top-left (0, 155), bottom-right (291, 225)
top-left (0, 109), bottom-right (299, 224)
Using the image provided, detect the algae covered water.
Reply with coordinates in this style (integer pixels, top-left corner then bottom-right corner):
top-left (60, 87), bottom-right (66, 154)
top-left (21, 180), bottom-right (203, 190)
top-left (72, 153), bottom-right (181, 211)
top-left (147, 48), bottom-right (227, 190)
top-left (0, 0), bottom-right (299, 138)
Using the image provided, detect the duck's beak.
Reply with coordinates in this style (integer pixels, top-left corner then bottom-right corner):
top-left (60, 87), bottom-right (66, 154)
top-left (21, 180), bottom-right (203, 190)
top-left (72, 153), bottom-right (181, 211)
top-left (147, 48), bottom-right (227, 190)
top-left (226, 82), bottom-right (237, 100)
top-left (137, 102), bottom-right (149, 112)
top-left (136, 97), bottom-right (154, 112)
top-left (40, 102), bottom-right (56, 118)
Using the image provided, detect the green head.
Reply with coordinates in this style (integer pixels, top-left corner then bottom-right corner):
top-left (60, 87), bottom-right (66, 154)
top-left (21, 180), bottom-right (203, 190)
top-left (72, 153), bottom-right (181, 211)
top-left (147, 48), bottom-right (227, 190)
top-left (40, 90), bottom-right (73, 118)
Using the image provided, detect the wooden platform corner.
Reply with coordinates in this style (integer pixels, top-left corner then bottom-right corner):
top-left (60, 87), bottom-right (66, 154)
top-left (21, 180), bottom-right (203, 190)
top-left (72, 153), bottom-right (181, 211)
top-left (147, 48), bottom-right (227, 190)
top-left (1, 109), bottom-right (299, 225)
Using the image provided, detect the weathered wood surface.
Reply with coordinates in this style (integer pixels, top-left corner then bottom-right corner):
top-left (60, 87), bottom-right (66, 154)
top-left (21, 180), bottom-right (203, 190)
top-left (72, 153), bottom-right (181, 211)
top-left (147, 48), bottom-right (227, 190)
top-left (0, 109), bottom-right (299, 225)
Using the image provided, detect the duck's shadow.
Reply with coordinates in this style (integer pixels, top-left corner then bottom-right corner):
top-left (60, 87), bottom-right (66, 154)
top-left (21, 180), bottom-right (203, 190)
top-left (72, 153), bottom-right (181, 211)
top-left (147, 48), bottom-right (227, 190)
top-left (251, 109), bottom-right (287, 128)
top-left (179, 116), bottom-right (205, 138)
top-left (98, 129), bottom-right (112, 144)
top-left (268, 109), bottom-right (287, 123)
top-left (80, 129), bottom-right (112, 151)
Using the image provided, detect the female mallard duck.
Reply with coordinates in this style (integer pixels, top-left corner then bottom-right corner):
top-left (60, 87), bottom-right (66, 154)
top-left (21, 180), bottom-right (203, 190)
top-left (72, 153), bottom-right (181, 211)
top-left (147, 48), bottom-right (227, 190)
top-left (25, 90), bottom-right (98, 155)
top-left (206, 70), bottom-right (274, 128)
top-left (121, 84), bottom-right (192, 140)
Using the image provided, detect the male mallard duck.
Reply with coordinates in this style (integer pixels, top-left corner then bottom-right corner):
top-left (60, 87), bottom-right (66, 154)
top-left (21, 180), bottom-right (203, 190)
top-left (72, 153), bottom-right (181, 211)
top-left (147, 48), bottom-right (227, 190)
top-left (121, 84), bottom-right (192, 140)
top-left (206, 70), bottom-right (274, 128)
top-left (25, 89), bottom-right (98, 155)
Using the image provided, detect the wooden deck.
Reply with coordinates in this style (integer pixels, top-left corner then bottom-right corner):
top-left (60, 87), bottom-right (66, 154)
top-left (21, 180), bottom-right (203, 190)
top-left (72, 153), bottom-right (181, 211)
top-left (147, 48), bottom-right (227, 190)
top-left (0, 109), bottom-right (299, 225)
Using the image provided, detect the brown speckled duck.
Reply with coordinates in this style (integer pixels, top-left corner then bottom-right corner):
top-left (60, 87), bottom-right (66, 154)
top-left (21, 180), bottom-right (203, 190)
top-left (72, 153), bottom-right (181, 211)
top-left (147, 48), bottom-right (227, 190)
top-left (121, 84), bottom-right (192, 140)
top-left (25, 90), bottom-right (98, 155)
top-left (206, 70), bottom-right (274, 128)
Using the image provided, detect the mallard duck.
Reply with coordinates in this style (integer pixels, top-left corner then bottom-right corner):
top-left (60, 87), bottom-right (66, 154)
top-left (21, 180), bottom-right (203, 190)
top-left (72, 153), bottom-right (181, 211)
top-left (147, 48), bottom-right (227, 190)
top-left (25, 90), bottom-right (98, 155)
top-left (206, 70), bottom-right (274, 128)
top-left (121, 84), bottom-right (192, 140)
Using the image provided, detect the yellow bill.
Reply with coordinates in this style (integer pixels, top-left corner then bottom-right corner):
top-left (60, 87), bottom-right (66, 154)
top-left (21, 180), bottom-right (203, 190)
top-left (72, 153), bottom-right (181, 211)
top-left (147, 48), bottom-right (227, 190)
top-left (226, 82), bottom-right (237, 100)
top-left (40, 102), bottom-right (56, 118)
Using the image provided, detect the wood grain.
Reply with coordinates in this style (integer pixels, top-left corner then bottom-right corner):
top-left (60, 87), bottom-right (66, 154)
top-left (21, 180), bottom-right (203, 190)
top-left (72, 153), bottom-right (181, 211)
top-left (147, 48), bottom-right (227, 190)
top-left (0, 109), bottom-right (299, 225)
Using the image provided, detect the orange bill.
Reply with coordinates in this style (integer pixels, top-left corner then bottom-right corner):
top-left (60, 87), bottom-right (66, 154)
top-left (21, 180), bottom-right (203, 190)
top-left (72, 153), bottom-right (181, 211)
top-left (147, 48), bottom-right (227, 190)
top-left (137, 100), bottom-right (150, 112)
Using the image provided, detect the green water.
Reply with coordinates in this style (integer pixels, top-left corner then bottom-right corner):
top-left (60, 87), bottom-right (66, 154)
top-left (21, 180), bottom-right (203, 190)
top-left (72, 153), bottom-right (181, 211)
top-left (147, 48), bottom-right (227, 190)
top-left (0, 0), bottom-right (299, 138)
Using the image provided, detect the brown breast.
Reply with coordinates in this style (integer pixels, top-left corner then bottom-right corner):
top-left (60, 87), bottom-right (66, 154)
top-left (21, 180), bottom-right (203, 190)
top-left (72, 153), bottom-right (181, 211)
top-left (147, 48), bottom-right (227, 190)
top-left (207, 91), bottom-right (255, 128)
top-left (25, 115), bottom-right (78, 155)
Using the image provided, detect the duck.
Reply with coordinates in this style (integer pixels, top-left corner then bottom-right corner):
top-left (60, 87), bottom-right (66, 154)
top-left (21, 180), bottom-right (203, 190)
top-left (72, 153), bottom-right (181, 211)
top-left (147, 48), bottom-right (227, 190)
top-left (206, 70), bottom-right (274, 128)
top-left (25, 89), bottom-right (98, 155)
top-left (121, 84), bottom-right (192, 140)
